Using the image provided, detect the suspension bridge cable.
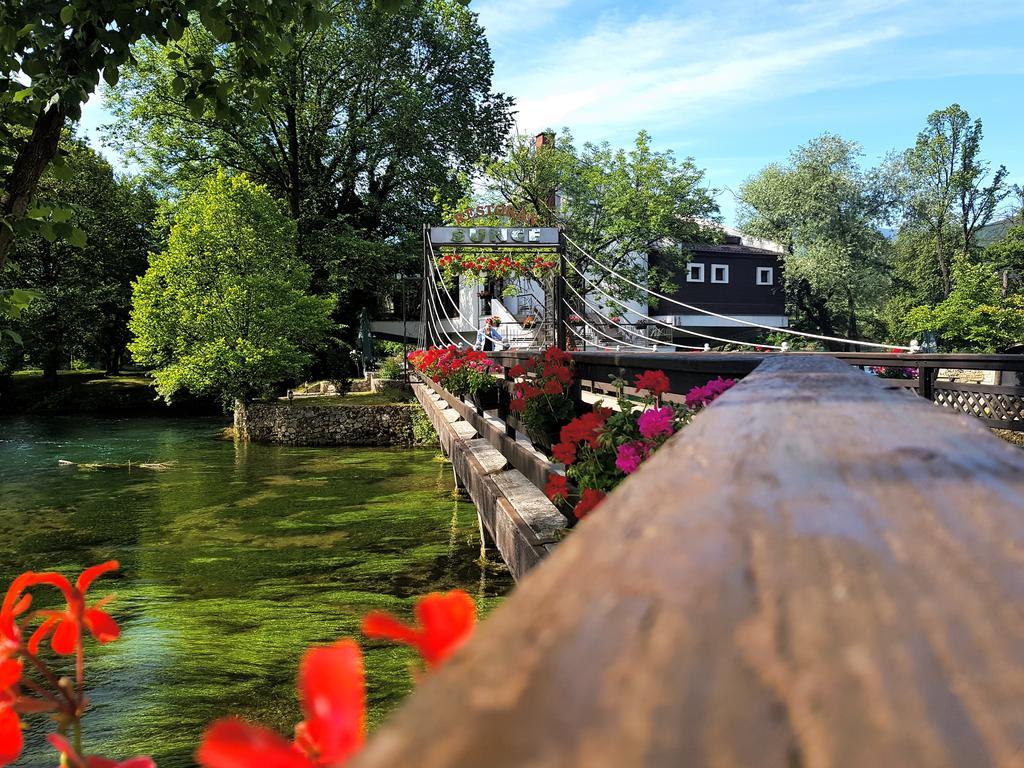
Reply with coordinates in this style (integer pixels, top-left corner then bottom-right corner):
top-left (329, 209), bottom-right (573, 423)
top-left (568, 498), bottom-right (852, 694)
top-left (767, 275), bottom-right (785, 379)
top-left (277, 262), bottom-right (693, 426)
top-left (564, 234), bottom-right (911, 352)
top-left (559, 277), bottom-right (705, 350)
top-left (562, 258), bottom-right (782, 350)
top-left (426, 239), bottom-right (489, 338)
top-left (423, 267), bottom-right (461, 348)
top-left (560, 299), bottom-right (663, 351)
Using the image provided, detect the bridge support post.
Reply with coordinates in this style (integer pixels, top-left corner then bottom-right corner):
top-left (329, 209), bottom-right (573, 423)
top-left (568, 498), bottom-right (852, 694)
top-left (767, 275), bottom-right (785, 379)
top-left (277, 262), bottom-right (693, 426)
top-left (555, 229), bottom-right (567, 350)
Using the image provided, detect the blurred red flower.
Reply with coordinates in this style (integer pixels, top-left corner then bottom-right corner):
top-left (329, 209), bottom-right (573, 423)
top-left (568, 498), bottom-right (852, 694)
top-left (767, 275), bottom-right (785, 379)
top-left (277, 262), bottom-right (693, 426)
top-left (362, 590), bottom-right (475, 668)
top-left (27, 561), bottom-right (120, 656)
top-left (198, 640), bottom-right (366, 768)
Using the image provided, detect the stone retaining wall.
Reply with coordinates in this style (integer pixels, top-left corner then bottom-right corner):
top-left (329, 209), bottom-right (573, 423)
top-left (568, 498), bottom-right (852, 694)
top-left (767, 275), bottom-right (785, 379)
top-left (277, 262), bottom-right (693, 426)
top-left (234, 401), bottom-right (418, 446)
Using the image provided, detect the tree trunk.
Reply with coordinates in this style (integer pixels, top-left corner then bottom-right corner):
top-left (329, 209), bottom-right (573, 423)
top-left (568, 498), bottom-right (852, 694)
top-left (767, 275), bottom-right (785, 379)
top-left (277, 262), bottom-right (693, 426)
top-left (41, 351), bottom-right (60, 385)
top-left (0, 104), bottom-right (67, 270)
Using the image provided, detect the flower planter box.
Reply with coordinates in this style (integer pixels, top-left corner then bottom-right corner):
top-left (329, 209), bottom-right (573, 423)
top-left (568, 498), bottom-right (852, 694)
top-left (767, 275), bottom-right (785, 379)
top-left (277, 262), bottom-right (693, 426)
top-left (470, 388), bottom-right (501, 412)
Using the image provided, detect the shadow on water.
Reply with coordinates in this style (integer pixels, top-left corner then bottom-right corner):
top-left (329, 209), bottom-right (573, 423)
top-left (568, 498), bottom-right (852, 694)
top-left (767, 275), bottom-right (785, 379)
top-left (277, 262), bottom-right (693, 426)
top-left (0, 415), bottom-right (511, 767)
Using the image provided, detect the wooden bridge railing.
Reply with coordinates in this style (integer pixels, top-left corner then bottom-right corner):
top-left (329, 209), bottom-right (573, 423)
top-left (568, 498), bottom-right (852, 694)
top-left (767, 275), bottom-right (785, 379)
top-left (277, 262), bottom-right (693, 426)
top-left (357, 354), bottom-right (1024, 768)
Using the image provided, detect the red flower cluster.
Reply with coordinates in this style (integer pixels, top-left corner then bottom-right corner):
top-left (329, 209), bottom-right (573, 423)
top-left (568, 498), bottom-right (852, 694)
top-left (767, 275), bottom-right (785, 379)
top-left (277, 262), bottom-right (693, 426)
top-left (508, 347), bottom-right (574, 413)
top-left (438, 251), bottom-right (557, 283)
top-left (573, 488), bottom-right (606, 519)
top-left (558, 408), bottom-right (611, 452)
top-left (408, 346), bottom-right (502, 395)
top-left (362, 590), bottom-right (475, 668)
top-left (544, 473), bottom-right (569, 502)
top-left (634, 370), bottom-right (670, 399)
top-left (1, 563), bottom-right (138, 768)
top-left (199, 590), bottom-right (476, 768)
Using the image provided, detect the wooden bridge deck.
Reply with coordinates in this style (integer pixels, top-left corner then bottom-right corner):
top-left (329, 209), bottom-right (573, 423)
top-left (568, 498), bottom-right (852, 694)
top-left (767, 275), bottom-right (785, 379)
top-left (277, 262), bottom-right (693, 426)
top-left (413, 381), bottom-right (567, 580)
top-left (359, 354), bottom-right (1024, 768)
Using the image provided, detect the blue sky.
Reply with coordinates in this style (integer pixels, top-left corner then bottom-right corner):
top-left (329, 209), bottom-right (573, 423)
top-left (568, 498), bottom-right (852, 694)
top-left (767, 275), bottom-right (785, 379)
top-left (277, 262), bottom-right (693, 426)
top-left (80, 0), bottom-right (1024, 226)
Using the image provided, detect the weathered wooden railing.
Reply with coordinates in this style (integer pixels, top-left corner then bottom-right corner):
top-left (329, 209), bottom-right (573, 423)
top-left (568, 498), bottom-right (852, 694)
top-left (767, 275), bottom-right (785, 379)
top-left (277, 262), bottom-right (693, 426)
top-left (356, 354), bottom-right (1024, 768)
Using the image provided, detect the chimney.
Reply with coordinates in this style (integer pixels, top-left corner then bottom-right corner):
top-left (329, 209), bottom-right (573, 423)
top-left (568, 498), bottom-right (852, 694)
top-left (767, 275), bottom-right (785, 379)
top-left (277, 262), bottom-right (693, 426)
top-left (534, 132), bottom-right (557, 222)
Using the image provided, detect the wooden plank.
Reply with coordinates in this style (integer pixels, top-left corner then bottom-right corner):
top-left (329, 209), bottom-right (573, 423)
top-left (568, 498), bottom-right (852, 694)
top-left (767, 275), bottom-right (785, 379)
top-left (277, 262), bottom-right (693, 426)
top-left (357, 355), bottom-right (1024, 768)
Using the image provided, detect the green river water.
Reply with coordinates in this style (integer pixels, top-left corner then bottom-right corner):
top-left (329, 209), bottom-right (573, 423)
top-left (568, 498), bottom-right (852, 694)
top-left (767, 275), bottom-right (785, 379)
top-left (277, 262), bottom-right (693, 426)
top-left (0, 415), bottom-right (510, 767)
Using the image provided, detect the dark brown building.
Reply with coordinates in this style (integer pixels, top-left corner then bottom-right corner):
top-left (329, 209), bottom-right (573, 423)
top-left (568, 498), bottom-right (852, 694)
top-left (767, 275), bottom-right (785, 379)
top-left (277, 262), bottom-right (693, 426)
top-left (649, 229), bottom-right (787, 343)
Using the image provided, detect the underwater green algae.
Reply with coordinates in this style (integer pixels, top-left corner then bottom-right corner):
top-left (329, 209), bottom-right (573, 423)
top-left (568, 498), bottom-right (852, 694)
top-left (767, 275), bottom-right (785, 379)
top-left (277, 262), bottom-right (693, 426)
top-left (0, 415), bottom-right (510, 767)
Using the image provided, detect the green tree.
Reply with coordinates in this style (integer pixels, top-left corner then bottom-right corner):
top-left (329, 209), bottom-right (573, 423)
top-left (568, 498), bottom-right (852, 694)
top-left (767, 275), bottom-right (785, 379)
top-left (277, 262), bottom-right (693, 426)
top-left (985, 223), bottom-right (1024, 287)
top-left (898, 257), bottom-right (1024, 352)
top-left (902, 104), bottom-right (1012, 298)
top-left (738, 135), bottom-right (898, 345)
top-left (480, 130), bottom-right (719, 296)
top-left (0, 1), bottom-right (329, 268)
top-left (3, 139), bottom-right (155, 380)
top-left (129, 171), bottom-right (334, 405)
top-left (107, 0), bottom-right (512, 325)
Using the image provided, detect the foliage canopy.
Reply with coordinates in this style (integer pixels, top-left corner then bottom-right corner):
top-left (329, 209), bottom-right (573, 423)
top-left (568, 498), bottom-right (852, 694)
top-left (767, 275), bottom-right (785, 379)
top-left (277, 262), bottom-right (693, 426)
top-left (129, 172), bottom-right (334, 404)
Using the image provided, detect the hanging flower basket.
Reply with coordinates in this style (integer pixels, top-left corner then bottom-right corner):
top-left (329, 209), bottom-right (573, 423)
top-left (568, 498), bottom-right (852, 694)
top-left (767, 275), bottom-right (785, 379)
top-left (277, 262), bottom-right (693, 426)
top-left (438, 250), bottom-right (558, 287)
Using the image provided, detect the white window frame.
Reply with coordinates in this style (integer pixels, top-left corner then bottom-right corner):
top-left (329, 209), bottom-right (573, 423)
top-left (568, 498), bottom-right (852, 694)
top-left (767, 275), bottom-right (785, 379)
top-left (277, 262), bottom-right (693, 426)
top-left (756, 266), bottom-right (774, 286)
top-left (710, 264), bottom-right (729, 284)
top-left (686, 263), bottom-right (705, 282)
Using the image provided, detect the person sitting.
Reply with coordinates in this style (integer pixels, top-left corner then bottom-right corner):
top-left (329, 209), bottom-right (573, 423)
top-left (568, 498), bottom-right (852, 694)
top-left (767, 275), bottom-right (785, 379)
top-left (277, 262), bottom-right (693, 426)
top-left (475, 317), bottom-right (503, 351)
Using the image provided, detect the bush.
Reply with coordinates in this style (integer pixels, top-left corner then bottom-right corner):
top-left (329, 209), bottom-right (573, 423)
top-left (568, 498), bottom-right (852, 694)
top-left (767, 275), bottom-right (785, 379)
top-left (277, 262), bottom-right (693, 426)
top-left (378, 356), bottom-right (404, 379)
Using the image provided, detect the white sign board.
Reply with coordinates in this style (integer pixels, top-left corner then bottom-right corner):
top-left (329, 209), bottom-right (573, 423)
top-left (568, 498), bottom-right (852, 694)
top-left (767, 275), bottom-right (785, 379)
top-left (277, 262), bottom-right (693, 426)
top-left (429, 227), bottom-right (560, 245)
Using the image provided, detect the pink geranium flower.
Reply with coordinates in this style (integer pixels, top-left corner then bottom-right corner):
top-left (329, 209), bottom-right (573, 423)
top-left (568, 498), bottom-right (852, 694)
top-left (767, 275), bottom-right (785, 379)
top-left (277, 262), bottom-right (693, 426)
top-left (637, 406), bottom-right (674, 439)
top-left (615, 441), bottom-right (648, 475)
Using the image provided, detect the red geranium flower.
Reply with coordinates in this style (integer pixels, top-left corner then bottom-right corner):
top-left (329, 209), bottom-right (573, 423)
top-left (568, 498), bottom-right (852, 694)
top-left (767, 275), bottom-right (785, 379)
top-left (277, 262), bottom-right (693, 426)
top-left (0, 703), bottom-right (20, 768)
top-left (542, 346), bottom-right (572, 365)
top-left (1, 573), bottom-right (33, 660)
top-left (542, 378), bottom-right (563, 395)
top-left (573, 488), bottom-right (606, 519)
top-left (49, 734), bottom-right (155, 768)
top-left (509, 397), bottom-right (526, 413)
top-left (0, 659), bottom-right (23, 768)
top-left (547, 364), bottom-right (573, 385)
top-left (27, 561), bottom-right (120, 656)
top-left (552, 441), bottom-right (577, 465)
top-left (508, 364), bottom-right (526, 378)
top-left (559, 408), bottom-right (611, 448)
top-left (634, 370), bottom-right (670, 399)
top-left (198, 640), bottom-right (366, 768)
top-left (544, 474), bottom-right (569, 503)
top-left (362, 590), bottom-right (475, 668)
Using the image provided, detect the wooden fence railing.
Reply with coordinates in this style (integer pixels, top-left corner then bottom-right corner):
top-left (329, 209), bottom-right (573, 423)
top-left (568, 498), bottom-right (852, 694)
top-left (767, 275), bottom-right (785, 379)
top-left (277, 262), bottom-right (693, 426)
top-left (354, 354), bottom-right (1024, 768)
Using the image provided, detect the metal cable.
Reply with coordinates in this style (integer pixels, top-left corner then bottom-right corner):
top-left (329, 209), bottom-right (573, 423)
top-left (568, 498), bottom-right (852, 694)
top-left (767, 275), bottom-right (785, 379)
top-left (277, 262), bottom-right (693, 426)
top-left (560, 276), bottom-right (709, 351)
top-left (561, 299), bottom-right (661, 351)
top-left (564, 234), bottom-right (910, 351)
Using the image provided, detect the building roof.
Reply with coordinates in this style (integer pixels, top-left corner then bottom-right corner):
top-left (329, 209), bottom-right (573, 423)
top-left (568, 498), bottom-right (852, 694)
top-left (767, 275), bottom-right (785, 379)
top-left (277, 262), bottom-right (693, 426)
top-left (681, 242), bottom-right (785, 257)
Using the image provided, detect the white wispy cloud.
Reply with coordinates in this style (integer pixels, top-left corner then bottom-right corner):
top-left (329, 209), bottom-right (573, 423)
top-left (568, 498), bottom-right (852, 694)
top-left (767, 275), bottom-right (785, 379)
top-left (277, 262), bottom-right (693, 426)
top-left (473, 0), bottom-right (576, 40)
top-left (493, 0), bottom-right (1024, 140)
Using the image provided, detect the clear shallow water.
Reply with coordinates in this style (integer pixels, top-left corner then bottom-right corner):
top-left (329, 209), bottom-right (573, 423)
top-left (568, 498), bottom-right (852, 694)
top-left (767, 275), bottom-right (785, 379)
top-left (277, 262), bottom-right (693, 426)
top-left (0, 415), bottom-right (509, 767)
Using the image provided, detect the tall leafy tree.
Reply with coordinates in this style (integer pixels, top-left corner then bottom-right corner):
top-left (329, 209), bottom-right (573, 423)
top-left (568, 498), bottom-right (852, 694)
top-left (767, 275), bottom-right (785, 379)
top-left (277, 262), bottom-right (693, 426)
top-left (480, 130), bottom-right (719, 296)
top-left (902, 104), bottom-right (1012, 298)
top-left (4, 139), bottom-right (155, 379)
top-left (129, 171), bottom-right (334, 406)
top-left (0, 0), bottom-right (325, 268)
top-left (738, 135), bottom-right (899, 345)
top-left (108, 0), bottom-right (513, 320)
